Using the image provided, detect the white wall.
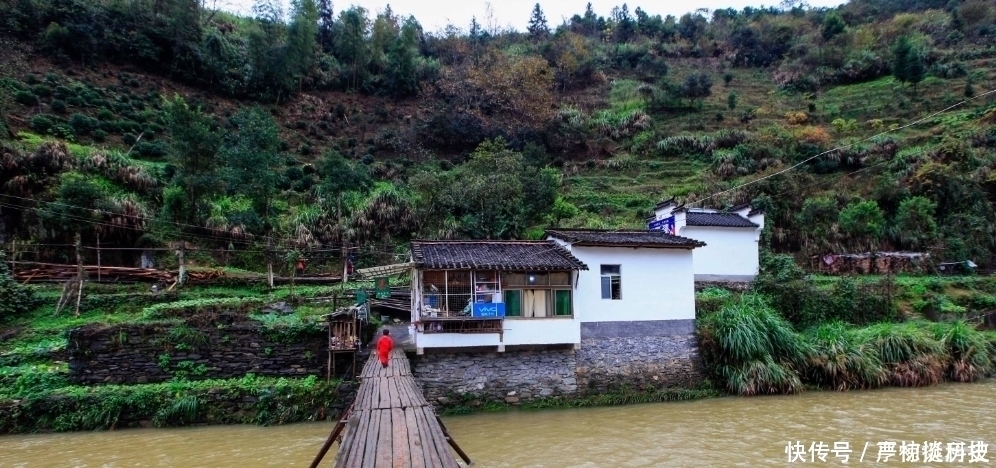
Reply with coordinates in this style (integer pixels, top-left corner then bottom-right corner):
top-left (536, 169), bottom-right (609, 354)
top-left (678, 226), bottom-right (759, 279)
top-left (569, 246), bottom-right (696, 322)
top-left (415, 318), bottom-right (579, 349)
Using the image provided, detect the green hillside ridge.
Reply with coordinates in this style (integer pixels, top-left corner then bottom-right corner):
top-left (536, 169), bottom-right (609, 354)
top-left (2, 0), bottom-right (996, 266)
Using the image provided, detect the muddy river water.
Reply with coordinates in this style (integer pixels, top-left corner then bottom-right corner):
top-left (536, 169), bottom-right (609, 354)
top-left (1, 381), bottom-right (993, 467)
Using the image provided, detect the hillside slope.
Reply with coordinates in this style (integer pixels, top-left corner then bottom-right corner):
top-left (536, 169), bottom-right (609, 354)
top-left (2, 0), bottom-right (996, 269)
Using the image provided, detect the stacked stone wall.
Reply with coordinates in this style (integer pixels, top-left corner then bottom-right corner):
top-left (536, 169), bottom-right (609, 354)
top-left (412, 319), bottom-right (704, 404)
top-left (67, 322), bottom-right (335, 385)
top-left (413, 348), bottom-right (577, 404)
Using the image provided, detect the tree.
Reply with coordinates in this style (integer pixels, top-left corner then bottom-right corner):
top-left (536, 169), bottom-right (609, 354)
top-left (797, 196), bottom-right (840, 254)
top-left (220, 107), bottom-right (282, 234)
top-left (412, 138), bottom-right (558, 239)
top-left (839, 200), bottom-right (886, 251)
top-left (317, 150), bottom-right (373, 196)
top-left (727, 91), bottom-right (737, 109)
top-left (384, 16), bottom-right (422, 96)
top-left (0, 251), bottom-right (41, 320)
top-left (163, 95), bottom-right (222, 227)
top-left (894, 196), bottom-right (938, 249)
top-left (610, 4), bottom-right (635, 43)
top-left (571, 2), bottom-right (599, 37)
top-left (821, 11), bottom-right (845, 41)
top-left (892, 36), bottom-right (925, 94)
top-left (286, 0), bottom-right (320, 91)
top-left (369, 6), bottom-right (400, 74)
top-left (680, 73), bottom-right (713, 107)
top-left (950, 7), bottom-right (964, 32)
top-left (334, 6), bottom-right (370, 90)
top-left (965, 76), bottom-right (976, 98)
top-left (42, 172), bottom-right (107, 234)
top-left (527, 3), bottom-right (549, 40)
top-left (317, 0), bottom-right (334, 50)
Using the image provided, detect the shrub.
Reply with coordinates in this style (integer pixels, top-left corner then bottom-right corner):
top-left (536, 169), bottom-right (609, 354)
top-left (92, 129), bottom-right (108, 142)
top-left (69, 113), bottom-right (98, 135)
top-left (134, 141), bottom-right (168, 158)
top-left (785, 111), bottom-right (808, 125)
top-left (122, 133), bottom-right (137, 146)
top-left (30, 114), bottom-right (57, 134)
top-left (13, 90), bottom-right (37, 105)
top-left (284, 166), bottom-right (303, 181)
top-left (97, 108), bottom-right (115, 121)
top-left (32, 84), bottom-right (52, 97)
top-left (0, 252), bottom-right (42, 319)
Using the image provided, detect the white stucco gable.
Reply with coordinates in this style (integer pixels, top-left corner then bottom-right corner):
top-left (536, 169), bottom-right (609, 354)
top-left (648, 201), bottom-right (765, 282)
top-left (544, 229), bottom-right (702, 324)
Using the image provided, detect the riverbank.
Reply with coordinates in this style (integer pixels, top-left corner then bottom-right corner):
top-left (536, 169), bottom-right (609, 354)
top-left (0, 374), bottom-right (353, 434)
top-left (437, 386), bottom-right (723, 415)
top-left (0, 278), bottom-right (375, 434)
top-left (3, 261), bottom-right (996, 434)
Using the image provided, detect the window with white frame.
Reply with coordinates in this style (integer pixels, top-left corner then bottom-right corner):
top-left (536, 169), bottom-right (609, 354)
top-left (601, 265), bottom-right (621, 300)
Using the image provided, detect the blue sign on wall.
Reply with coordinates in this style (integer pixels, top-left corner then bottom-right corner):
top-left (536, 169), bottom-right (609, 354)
top-left (472, 303), bottom-right (506, 318)
top-left (648, 215), bottom-right (675, 234)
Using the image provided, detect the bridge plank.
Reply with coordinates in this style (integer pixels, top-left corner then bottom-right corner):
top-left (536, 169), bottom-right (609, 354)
top-left (374, 409), bottom-right (393, 468)
top-left (331, 350), bottom-right (462, 468)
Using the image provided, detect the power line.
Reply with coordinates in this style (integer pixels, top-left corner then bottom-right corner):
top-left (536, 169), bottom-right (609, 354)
top-left (688, 88), bottom-right (996, 207)
top-left (0, 197), bottom-right (405, 251)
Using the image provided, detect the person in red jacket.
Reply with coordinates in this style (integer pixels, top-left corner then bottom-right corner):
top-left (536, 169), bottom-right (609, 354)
top-left (376, 329), bottom-right (393, 368)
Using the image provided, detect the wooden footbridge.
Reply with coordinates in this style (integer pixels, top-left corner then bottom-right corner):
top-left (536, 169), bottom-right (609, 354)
top-left (310, 348), bottom-right (471, 467)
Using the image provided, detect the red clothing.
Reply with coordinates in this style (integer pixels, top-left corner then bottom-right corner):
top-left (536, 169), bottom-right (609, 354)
top-left (376, 335), bottom-right (394, 366)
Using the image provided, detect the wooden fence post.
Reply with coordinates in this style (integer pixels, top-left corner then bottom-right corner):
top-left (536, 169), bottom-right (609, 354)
top-left (178, 241), bottom-right (186, 286)
top-left (74, 233), bottom-right (83, 317)
top-left (96, 233), bottom-right (101, 283)
top-left (267, 234), bottom-right (274, 289)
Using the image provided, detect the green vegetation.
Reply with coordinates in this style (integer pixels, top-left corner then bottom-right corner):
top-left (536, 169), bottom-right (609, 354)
top-left (0, 0), bottom-right (994, 267)
top-left (0, 374), bottom-right (342, 433)
top-left (697, 266), bottom-right (996, 396)
top-left (3, 0), bottom-right (996, 431)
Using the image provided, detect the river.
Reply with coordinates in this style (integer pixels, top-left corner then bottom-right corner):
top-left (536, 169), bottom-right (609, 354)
top-left (1, 381), bottom-right (993, 467)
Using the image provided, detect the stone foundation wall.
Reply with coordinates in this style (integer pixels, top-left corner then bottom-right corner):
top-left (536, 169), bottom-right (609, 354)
top-left (576, 320), bottom-right (704, 393)
top-left (412, 319), bottom-right (704, 404)
top-left (67, 321), bottom-right (333, 385)
top-left (413, 348), bottom-right (577, 404)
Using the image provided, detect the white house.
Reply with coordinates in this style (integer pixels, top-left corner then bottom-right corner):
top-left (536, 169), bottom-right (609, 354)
top-left (543, 229), bottom-right (703, 325)
top-left (409, 240), bottom-right (587, 354)
top-left (408, 231), bottom-right (705, 354)
top-left (649, 199), bottom-right (765, 282)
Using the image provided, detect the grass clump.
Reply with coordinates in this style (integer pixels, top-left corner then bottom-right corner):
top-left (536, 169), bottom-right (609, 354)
top-left (930, 321), bottom-right (995, 382)
top-left (804, 322), bottom-right (886, 391)
top-left (698, 294), bottom-right (809, 396)
top-left (854, 322), bottom-right (947, 387)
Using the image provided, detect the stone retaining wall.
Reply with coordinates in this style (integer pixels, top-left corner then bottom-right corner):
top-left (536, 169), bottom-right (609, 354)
top-left (413, 347), bottom-right (577, 404)
top-left (67, 321), bottom-right (333, 385)
top-left (412, 319), bottom-right (704, 404)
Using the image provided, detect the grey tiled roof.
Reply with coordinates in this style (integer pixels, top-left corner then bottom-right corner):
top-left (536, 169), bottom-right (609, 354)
top-left (410, 240), bottom-right (588, 271)
top-left (685, 212), bottom-right (759, 228)
top-left (545, 229), bottom-right (705, 249)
